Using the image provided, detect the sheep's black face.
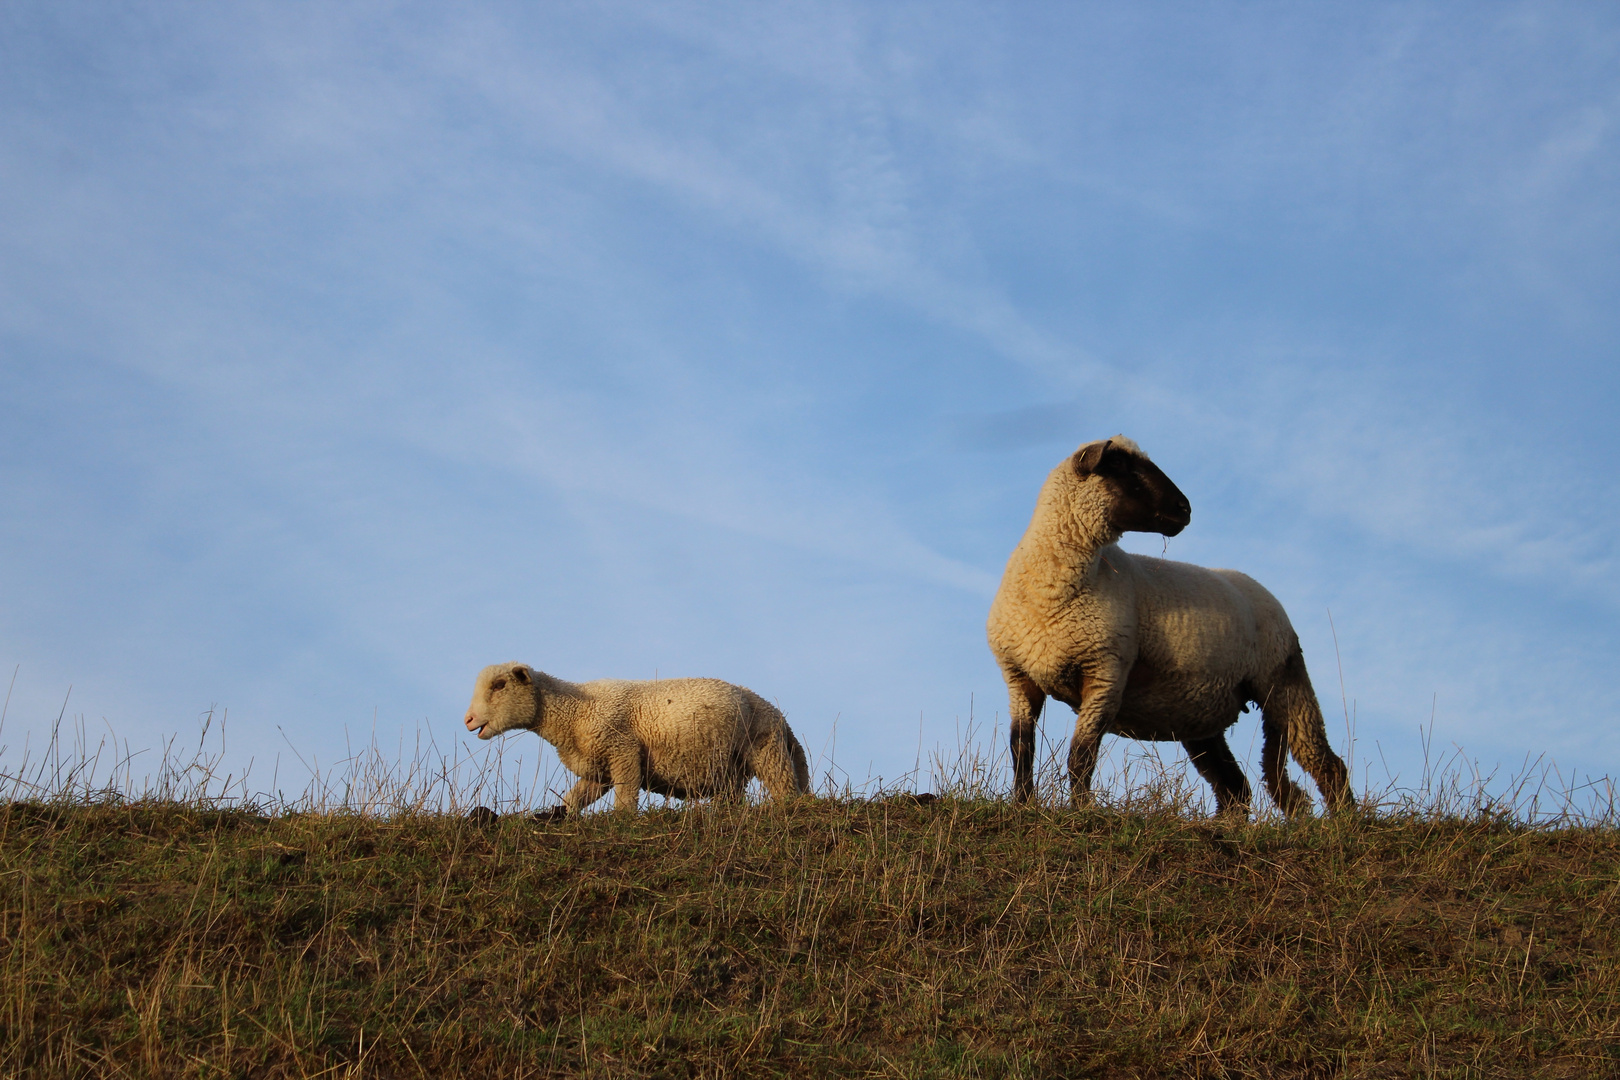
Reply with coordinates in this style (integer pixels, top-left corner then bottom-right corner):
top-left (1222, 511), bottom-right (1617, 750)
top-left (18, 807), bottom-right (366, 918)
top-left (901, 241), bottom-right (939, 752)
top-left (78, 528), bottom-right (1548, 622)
top-left (1081, 444), bottom-right (1192, 537)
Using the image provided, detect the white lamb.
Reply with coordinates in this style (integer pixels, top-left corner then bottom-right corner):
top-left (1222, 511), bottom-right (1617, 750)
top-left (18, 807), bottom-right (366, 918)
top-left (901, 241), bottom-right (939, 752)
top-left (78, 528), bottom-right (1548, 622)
top-left (464, 663), bottom-right (810, 816)
top-left (986, 436), bottom-right (1354, 816)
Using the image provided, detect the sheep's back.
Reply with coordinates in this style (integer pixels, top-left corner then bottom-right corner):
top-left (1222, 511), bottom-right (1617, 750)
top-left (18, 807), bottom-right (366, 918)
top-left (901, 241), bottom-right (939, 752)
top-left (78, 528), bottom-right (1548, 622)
top-left (1133, 555), bottom-right (1247, 648)
top-left (611, 679), bottom-right (757, 790)
top-left (1131, 558), bottom-right (1294, 671)
top-left (1094, 558), bottom-right (1286, 736)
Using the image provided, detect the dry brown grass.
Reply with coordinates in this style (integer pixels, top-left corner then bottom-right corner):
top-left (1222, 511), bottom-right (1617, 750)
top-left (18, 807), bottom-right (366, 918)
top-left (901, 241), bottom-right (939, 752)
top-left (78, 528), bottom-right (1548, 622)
top-left (2, 713), bottom-right (1618, 1078)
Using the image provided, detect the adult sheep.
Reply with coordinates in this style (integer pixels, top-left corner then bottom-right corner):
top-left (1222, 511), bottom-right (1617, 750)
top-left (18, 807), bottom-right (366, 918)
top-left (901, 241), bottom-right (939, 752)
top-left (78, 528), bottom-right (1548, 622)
top-left (986, 436), bottom-right (1353, 816)
top-left (464, 663), bottom-right (810, 816)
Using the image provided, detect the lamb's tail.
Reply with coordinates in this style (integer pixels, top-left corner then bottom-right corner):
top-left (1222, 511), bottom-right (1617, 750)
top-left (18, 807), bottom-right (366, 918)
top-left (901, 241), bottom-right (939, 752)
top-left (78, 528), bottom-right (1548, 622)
top-left (1261, 649), bottom-right (1354, 816)
top-left (785, 725), bottom-right (810, 794)
top-left (744, 692), bottom-right (810, 801)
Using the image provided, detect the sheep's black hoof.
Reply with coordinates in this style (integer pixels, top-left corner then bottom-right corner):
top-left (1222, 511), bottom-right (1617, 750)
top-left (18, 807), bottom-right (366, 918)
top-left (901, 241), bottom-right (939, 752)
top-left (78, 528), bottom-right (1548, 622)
top-left (467, 806), bottom-right (498, 827)
top-left (902, 792), bottom-right (937, 806)
top-left (533, 805), bottom-right (569, 823)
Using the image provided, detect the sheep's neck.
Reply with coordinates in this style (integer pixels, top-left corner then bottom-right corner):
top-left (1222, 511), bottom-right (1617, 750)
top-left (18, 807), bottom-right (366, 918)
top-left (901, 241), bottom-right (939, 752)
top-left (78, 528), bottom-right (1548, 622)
top-left (1032, 493), bottom-right (1120, 593)
top-left (534, 674), bottom-right (592, 747)
top-left (1044, 537), bottom-right (1120, 601)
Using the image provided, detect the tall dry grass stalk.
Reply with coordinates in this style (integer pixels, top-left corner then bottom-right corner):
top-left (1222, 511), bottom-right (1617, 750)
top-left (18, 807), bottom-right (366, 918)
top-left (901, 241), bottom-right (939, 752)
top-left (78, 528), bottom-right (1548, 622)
top-left (2, 692), bottom-right (1616, 826)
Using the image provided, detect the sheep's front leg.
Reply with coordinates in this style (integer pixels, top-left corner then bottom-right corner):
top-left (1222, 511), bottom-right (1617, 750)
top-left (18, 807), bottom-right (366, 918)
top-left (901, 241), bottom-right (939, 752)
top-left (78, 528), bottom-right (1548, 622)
top-left (1004, 670), bottom-right (1046, 804)
top-left (607, 743), bottom-right (644, 816)
top-left (561, 777), bottom-right (609, 815)
top-left (1066, 665), bottom-right (1125, 808)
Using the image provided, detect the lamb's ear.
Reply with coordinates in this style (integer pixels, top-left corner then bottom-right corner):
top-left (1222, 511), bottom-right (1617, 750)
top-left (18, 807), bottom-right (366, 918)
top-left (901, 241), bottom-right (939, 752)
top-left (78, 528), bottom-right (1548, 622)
top-left (512, 667), bottom-right (532, 685)
top-left (1073, 439), bottom-right (1112, 477)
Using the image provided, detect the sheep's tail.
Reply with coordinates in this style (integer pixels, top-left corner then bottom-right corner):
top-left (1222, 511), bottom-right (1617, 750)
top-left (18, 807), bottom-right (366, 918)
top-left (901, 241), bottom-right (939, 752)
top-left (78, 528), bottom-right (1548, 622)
top-left (744, 692), bottom-right (810, 801)
top-left (785, 725), bottom-right (810, 794)
top-left (1261, 649), bottom-right (1354, 816)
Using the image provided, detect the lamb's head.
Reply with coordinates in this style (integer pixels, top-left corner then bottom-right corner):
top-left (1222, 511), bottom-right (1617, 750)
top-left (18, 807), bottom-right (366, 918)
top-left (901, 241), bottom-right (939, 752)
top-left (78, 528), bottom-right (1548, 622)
top-left (1072, 436), bottom-right (1191, 538)
top-left (464, 662), bottom-right (540, 740)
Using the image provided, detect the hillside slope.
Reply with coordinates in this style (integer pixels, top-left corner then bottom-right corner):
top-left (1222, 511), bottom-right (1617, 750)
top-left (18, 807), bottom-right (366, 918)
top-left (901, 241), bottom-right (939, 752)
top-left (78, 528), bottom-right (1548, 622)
top-left (3, 798), bottom-right (1618, 1078)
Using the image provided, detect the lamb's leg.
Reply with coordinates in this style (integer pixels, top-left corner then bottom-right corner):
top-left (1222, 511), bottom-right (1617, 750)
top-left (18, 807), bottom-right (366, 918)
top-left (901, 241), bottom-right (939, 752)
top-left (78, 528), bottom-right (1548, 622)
top-left (1182, 734), bottom-right (1252, 817)
top-left (562, 778), bottom-right (609, 815)
top-left (1066, 668), bottom-right (1123, 808)
top-left (1005, 670), bottom-right (1046, 804)
top-left (607, 744), bottom-right (644, 816)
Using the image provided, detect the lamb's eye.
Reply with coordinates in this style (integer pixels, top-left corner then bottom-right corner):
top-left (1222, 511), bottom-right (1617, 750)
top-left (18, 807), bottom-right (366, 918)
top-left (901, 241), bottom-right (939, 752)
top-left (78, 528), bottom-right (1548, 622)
top-left (490, 678), bottom-right (507, 692)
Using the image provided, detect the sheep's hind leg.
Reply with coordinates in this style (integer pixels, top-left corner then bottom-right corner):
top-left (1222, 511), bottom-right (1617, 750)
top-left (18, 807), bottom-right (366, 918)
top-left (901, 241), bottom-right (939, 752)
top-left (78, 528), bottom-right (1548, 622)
top-left (1260, 715), bottom-right (1309, 817)
top-left (607, 744), bottom-right (645, 816)
top-left (1267, 653), bottom-right (1354, 815)
top-left (1280, 704), bottom-right (1354, 814)
top-left (1182, 735), bottom-right (1251, 817)
top-left (1004, 671), bottom-right (1046, 804)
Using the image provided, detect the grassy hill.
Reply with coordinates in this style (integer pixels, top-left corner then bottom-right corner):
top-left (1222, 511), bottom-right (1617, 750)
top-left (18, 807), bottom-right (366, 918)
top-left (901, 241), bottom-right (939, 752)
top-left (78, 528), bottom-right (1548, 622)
top-left (4, 792), bottom-right (1619, 1078)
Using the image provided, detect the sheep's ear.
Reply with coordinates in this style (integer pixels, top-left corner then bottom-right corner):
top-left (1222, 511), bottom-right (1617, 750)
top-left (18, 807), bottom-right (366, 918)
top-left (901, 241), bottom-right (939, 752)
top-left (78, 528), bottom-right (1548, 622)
top-left (1073, 439), bottom-right (1112, 477)
top-left (512, 667), bottom-right (532, 685)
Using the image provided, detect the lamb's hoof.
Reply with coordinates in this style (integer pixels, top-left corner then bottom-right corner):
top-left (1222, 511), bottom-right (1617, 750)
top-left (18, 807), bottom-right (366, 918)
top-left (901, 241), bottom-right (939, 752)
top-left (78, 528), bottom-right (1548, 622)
top-left (532, 806), bottom-right (569, 823)
top-left (902, 792), bottom-right (937, 806)
top-left (467, 806), bottom-right (498, 827)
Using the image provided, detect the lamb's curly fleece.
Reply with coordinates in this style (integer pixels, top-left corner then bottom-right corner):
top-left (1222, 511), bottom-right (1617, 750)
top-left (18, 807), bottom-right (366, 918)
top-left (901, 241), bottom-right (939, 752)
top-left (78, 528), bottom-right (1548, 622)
top-left (465, 663), bottom-right (809, 815)
top-left (987, 436), bottom-right (1353, 816)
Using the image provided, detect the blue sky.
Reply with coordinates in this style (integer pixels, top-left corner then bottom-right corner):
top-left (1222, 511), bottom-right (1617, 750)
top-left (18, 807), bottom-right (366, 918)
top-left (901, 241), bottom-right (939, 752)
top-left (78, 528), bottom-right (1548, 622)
top-left (2, 2), bottom-right (1617, 809)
